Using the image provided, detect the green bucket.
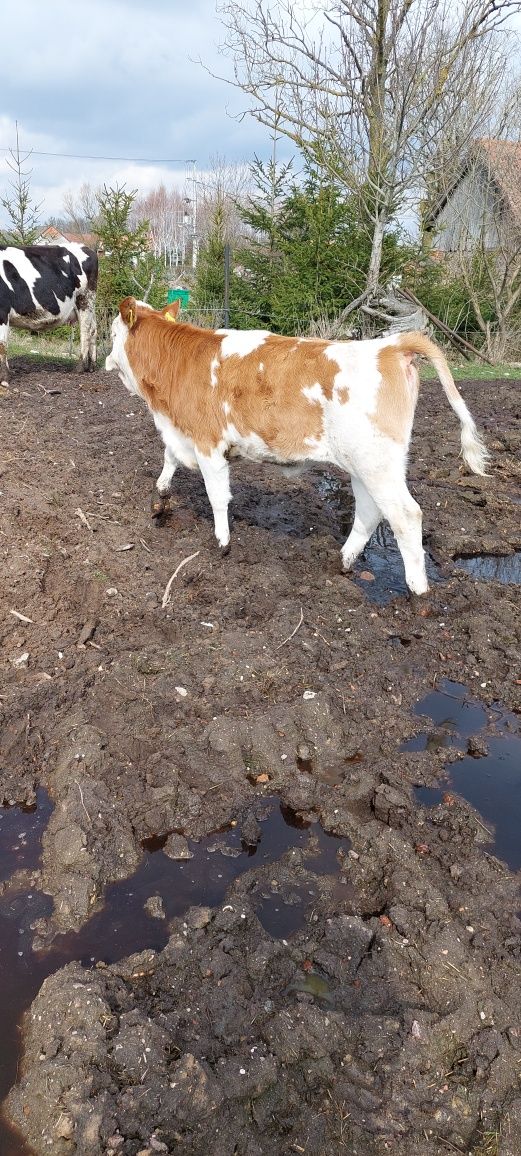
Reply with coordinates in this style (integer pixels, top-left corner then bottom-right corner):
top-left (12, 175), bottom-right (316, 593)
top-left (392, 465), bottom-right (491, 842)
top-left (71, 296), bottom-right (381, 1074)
top-left (167, 289), bottom-right (190, 310)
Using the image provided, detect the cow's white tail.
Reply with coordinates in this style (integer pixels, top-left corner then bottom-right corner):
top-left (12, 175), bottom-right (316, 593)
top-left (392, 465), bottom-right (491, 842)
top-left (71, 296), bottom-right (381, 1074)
top-left (396, 333), bottom-right (490, 476)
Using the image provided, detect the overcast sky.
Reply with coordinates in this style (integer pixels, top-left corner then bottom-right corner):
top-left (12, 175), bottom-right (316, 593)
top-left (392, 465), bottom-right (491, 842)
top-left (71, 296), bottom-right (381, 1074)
top-left (0, 0), bottom-right (271, 227)
top-left (2, 1), bottom-right (521, 232)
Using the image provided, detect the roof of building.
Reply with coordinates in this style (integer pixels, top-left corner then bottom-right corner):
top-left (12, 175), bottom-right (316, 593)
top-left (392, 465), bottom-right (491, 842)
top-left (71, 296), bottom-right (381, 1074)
top-left (429, 138), bottom-right (521, 229)
top-left (36, 225), bottom-right (98, 248)
top-left (477, 138), bottom-right (521, 225)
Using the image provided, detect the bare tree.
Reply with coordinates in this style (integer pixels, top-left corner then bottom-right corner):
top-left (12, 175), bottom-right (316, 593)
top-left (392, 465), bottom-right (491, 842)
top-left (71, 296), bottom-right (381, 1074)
top-left (0, 122), bottom-right (42, 244)
top-left (62, 183), bottom-right (99, 239)
top-left (216, 0), bottom-right (518, 298)
top-left (195, 155), bottom-right (253, 249)
top-left (132, 184), bottom-right (193, 268)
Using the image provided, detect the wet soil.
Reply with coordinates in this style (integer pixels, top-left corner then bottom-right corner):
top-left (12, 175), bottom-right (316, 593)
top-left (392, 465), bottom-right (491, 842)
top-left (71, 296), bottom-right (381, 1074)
top-left (0, 358), bottom-right (520, 1155)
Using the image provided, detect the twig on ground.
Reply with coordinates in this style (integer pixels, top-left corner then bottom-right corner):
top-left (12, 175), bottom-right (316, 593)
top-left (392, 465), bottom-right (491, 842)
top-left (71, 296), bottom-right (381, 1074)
top-left (276, 607), bottom-right (304, 649)
top-left (85, 511), bottom-right (122, 525)
top-left (75, 779), bottom-right (92, 825)
top-left (161, 551), bottom-right (201, 607)
top-left (75, 507), bottom-right (94, 532)
top-left (314, 626), bottom-right (332, 647)
top-left (10, 609), bottom-right (34, 624)
top-left (442, 960), bottom-right (467, 980)
top-left (472, 814), bottom-right (494, 837)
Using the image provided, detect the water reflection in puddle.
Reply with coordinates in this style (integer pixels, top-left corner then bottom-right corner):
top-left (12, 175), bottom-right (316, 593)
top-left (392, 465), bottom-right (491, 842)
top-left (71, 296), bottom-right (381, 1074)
top-left (0, 791), bottom-right (54, 1156)
top-left (408, 679), bottom-right (521, 870)
top-left (454, 552), bottom-right (521, 584)
top-left (0, 794), bottom-right (349, 1153)
top-left (0, 789), bottom-right (53, 882)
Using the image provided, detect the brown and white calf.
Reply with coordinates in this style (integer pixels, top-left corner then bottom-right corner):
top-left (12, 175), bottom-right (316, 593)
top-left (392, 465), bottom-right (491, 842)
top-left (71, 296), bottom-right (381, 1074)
top-left (105, 296), bottom-right (489, 595)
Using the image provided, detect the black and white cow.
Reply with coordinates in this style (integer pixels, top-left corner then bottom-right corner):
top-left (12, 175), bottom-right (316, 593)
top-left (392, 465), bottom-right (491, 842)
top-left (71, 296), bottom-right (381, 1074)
top-left (0, 242), bottom-right (98, 385)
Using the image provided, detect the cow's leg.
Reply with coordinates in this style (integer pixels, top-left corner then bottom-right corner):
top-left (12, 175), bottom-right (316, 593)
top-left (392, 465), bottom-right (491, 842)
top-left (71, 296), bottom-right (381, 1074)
top-left (365, 480), bottom-right (428, 595)
top-left (195, 449), bottom-right (232, 551)
top-left (76, 290), bottom-right (97, 371)
top-left (341, 476), bottom-right (382, 571)
top-left (0, 322), bottom-right (9, 387)
top-left (157, 445), bottom-right (178, 496)
top-left (151, 445), bottom-right (179, 519)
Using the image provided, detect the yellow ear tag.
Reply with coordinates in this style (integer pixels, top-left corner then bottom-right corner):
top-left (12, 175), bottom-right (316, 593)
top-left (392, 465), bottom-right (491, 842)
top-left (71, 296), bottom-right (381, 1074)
top-left (164, 309), bottom-right (178, 323)
top-left (128, 307), bottom-right (136, 329)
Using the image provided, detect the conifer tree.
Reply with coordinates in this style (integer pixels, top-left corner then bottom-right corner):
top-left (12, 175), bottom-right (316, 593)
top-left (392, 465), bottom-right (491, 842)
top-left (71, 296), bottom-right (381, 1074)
top-left (94, 184), bottom-right (167, 325)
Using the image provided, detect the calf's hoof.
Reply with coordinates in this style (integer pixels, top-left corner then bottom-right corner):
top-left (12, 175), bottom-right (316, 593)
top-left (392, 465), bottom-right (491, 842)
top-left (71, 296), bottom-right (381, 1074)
top-left (151, 494), bottom-right (170, 520)
top-left (220, 542), bottom-right (231, 558)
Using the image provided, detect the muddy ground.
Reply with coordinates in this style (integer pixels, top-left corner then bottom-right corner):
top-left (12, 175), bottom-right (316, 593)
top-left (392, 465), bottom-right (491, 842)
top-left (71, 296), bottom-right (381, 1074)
top-left (0, 355), bottom-right (520, 1156)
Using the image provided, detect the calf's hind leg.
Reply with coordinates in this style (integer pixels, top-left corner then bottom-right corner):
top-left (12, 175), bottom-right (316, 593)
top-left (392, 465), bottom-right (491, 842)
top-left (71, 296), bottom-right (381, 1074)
top-left (341, 476), bottom-right (382, 571)
top-left (341, 457), bottom-right (428, 594)
top-left (363, 476), bottom-right (428, 595)
top-left (384, 488), bottom-right (428, 595)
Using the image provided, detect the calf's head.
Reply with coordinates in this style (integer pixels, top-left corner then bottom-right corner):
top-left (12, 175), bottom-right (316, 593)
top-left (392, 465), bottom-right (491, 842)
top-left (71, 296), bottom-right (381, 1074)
top-left (105, 297), bottom-right (142, 394)
top-left (105, 296), bottom-right (180, 394)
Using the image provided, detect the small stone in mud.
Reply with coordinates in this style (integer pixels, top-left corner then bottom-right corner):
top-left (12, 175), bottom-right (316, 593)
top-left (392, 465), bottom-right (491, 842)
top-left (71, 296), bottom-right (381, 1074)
top-left (55, 1114), bottom-right (74, 1139)
top-left (164, 833), bottom-right (193, 860)
top-left (144, 895), bottom-right (166, 920)
top-left (12, 651), bottom-right (29, 667)
top-left (209, 841), bottom-right (241, 858)
top-left (77, 619), bottom-right (97, 648)
top-left (240, 810), bottom-right (261, 848)
top-left (467, 735), bottom-right (489, 757)
top-left (185, 906), bottom-right (212, 929)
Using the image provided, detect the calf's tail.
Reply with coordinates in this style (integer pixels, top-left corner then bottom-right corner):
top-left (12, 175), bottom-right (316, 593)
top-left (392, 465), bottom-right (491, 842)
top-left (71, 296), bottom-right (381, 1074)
top-left (396, 332), bottom-right (490, 476)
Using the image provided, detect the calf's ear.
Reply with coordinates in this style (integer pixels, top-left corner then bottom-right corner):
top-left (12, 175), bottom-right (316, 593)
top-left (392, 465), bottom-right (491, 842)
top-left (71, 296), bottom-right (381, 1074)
top-left (120, 297), bottom-right (138, 329)
top-left (163, 298), bottom-right (180, 322)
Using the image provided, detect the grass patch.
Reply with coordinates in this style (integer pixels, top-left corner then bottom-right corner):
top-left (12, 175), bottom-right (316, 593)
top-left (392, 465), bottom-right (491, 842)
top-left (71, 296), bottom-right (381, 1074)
top-left (471, 1129), bottom-right (500, 1156)
top-left (421, 360), bottom-right (521, 381)
top-left (8, 329), bottom-right (79, 365)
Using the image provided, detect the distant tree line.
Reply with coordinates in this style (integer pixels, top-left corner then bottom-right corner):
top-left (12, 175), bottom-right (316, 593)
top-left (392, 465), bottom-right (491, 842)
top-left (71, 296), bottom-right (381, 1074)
top-left (2, 0), bottom-right (521, 360)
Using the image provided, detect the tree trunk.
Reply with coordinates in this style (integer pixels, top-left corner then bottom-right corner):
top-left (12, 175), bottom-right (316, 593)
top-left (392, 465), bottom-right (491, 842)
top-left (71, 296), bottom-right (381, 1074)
top-left (366, 213), bottom-right (387, 296)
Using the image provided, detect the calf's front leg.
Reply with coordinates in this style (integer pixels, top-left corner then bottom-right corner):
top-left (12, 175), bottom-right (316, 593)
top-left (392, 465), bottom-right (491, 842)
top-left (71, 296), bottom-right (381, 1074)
top-left (156, 445), bottom-right (178, 496)
top-left (195, 449), bottom-right (232, 552)
top-left (151, 445), bottom-right (179, 519)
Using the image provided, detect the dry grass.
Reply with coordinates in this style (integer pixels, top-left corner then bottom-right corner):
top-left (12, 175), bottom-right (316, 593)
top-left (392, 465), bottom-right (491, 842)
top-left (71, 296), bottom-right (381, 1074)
top-left (471, 1128), bottom-right (501, 1156)
top-left (8, 328), bottom-right (79, 364)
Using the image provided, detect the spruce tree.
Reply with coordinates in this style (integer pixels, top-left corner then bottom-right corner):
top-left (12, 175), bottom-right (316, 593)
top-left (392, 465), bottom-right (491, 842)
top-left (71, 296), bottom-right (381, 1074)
top-left (230, 157), bottom-right (293, 330)
top-left (95, 184), bottom-right (167, 327)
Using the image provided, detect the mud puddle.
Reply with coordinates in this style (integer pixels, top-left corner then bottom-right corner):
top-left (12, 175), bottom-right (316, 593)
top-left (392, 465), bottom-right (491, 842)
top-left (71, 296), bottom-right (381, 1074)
top-left (0, 795), bottom-right (349, 1155)
top-left (454, 551), bottom-right (521, 583)
top-left (408, 679), bottom-right (521, 869)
